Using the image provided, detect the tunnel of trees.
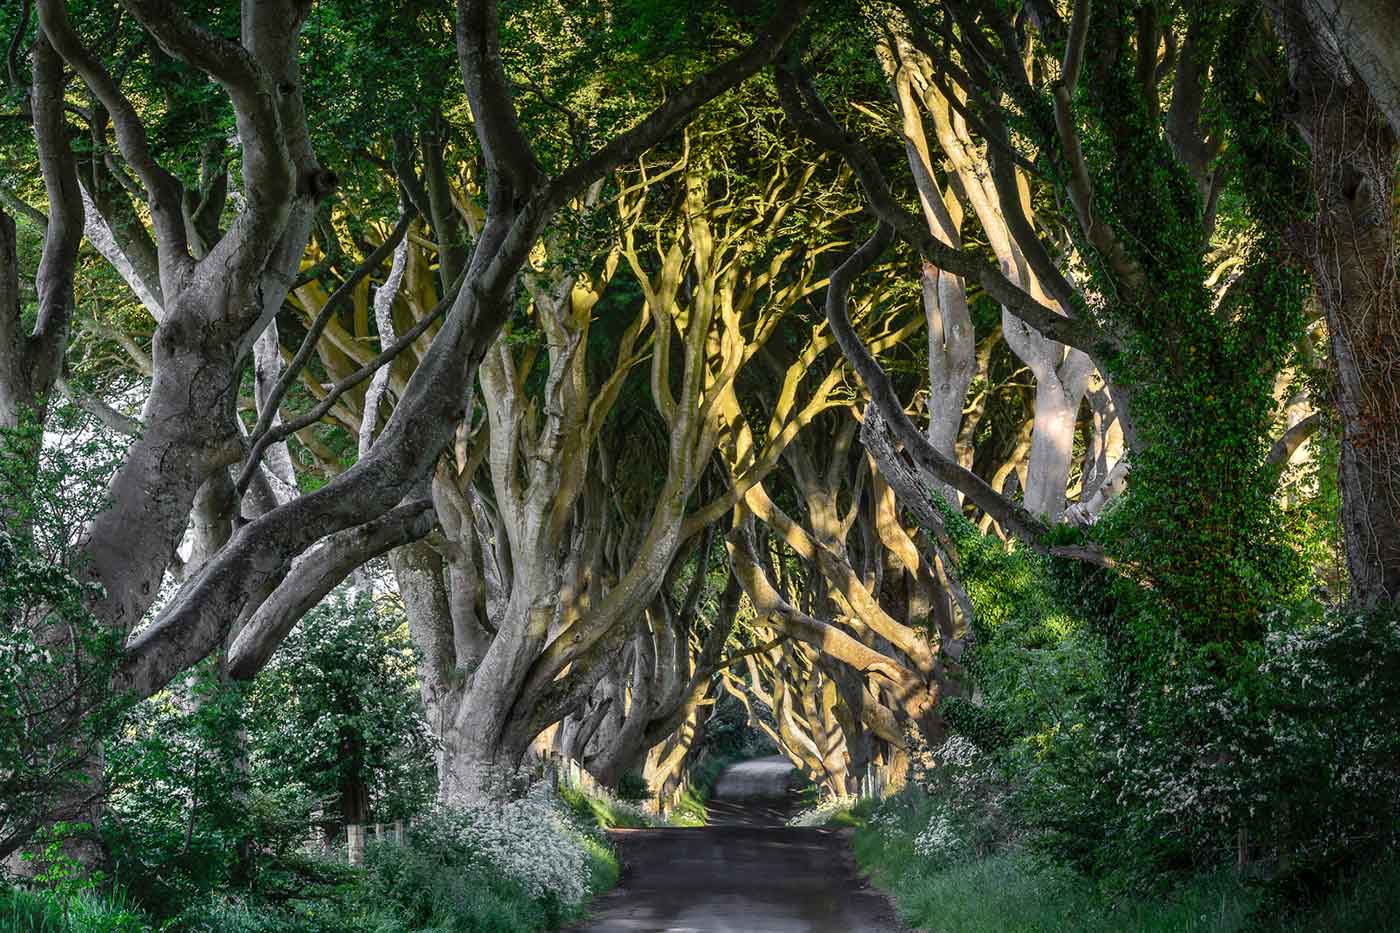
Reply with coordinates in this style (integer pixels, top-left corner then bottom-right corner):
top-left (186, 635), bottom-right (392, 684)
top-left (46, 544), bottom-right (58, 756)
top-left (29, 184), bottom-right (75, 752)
top-left (1, 0), bottom-right (1398, 929)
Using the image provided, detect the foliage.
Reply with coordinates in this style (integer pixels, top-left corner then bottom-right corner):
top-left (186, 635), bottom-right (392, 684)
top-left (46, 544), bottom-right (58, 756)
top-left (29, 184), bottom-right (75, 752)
top-left (995, 601), bottom-right (1400, 897)
top-left (101, 587), bottom-right (436, 921)
top-left (559, 781), bottom-right (654, 830)
top-left (613, 771), bottom-right (650, 803)
top-left (932, 489), bottom-right (1400, 898)
top-left (0, 881), bottom-right (150, 933)
top-left (104, 666), bottom-right (281, 916)
top-left (9, 779), bottom-right (623, 932)
top-left (852, 825), bottom-right (1260, 933)
top-left (853, 803), bottom-right (1400, 933)
top-left (0, 415), bottom-right (130, 861)
top-left (247, 589), bottom-right (437, 825)
top-left (358, 785), bottom-right (619, 932)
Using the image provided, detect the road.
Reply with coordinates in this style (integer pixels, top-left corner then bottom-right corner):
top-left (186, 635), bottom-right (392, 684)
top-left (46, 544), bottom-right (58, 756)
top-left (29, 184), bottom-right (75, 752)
top-left (569, 756), bottom-right (902, 933)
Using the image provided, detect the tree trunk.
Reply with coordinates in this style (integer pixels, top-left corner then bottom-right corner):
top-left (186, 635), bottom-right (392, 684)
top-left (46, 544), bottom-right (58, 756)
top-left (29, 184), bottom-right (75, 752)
top-left (1278, 1), bottom-right (1400, 605)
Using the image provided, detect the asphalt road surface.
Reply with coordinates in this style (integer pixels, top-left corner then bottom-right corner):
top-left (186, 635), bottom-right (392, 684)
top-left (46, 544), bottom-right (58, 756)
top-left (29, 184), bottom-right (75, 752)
top-left (569, 756), bottom-right (902, 933)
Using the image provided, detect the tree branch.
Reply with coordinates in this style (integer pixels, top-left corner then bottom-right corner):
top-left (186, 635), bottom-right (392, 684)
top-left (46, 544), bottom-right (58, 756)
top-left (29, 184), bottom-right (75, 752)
top-left (823, 222), bottom-right (1051, 548)
top-left (236, 263), bottom-right (461, 498)
top-left (223, 498), bottom-right (436, 682)
top-left (546, 1), bottom-right (810, 210)
top-left (1267, 412), bottom-right (1321, 468)
top-left (776, 65), bottom-right (1111, 356)
top-left (36, 0), bottom-right (189, 268)
top-left (245, 209), bottom-right (415, 457)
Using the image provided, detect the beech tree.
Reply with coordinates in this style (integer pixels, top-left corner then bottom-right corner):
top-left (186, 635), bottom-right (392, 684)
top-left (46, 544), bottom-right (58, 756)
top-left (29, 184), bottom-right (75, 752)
top-left (1269, 0), bottom-right (1400, 606)
top-left (779, 1), bottom-right (1318, 645)
top-left (2, 0), bottom-right (808, 859)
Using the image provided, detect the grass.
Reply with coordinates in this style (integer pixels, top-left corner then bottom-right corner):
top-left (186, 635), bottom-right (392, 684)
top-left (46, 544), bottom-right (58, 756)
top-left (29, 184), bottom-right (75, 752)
top-left (0, 884), bottom-right (150, 932)
top-left (558, 783), bottom-right (653, 830)
top-left (850, 801), bottom-right (1400, 933)
top-left (667, 752), bottom-right (743, 826)
top-left (855, 849), bottom-right (1257, 933)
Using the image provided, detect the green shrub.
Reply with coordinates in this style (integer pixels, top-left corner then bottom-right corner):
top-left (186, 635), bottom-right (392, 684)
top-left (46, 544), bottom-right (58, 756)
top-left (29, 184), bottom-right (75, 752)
top-left (359, 796), bottom-right (619, 933)
top-left (937, 498), bottom-right (1400, 897)
top-left (614, 772), bottom-right (650, 802)
top-left (101, 586), bottom-right (439, 922)
top-left (852, 803), bottom-right (1400, 933)
top-left (1, 413), bottom-right (131, 862)
top-left (361, 838), bottom-right (561, 932)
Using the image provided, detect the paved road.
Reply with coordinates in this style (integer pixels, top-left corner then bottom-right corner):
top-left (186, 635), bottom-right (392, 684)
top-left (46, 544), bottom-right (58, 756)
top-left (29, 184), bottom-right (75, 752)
top-left (569, 756), bottom-right (901, 933)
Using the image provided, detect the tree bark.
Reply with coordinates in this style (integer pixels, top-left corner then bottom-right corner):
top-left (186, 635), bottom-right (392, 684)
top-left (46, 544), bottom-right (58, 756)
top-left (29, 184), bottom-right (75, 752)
top-left (1276, 0), bottom-right (1400, 605)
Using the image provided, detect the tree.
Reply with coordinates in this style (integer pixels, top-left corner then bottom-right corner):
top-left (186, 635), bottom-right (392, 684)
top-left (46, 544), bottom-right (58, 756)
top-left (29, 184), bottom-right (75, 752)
top-left (0, 414), bottom-right (126, 864)
top-left (780, 0), bottom-right (1313, 648)
top-left (3, 0), bottom-right (810, 858)
top-left (247, 588), bottom-right (435, 839)
top-left (1270, 0), bottom-right (1400, 607)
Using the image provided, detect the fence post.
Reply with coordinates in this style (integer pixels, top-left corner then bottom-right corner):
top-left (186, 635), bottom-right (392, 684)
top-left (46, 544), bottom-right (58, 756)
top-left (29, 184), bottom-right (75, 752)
top-left (347, 824), bottom-right (365, 866)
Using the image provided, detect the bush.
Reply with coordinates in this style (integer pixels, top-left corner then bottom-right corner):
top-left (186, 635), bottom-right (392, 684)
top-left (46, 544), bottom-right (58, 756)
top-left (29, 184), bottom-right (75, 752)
top-left (935, 499), bottom-right (1400, 897)
top-left (999, 601), bottom-right (1400, 895)
top-left (83, 779), bottom-right (623, 933)
top-left (614, 771), bottom-right (650, 802)
top-left (247, 590), bottom-right (438, 827)
top-left (1, 413), bottom-right (131, 861)
top-left (101, 585), bottom-right (439, 922)
top-left (359, 784), bottom-right (620, 932)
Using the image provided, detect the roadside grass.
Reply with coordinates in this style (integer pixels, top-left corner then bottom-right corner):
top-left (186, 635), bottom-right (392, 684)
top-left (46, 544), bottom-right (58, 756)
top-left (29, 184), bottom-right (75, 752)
top-left (786, 792), bottom-right (873, 827)
top-left (854, 849), bottom-right (1255, 933)
top-left (559, 782), bottom-right (653, 830)
top-left (850, 805), bottom-right (1400, 933)
top-left (667, 753), bottom-right (738, 826)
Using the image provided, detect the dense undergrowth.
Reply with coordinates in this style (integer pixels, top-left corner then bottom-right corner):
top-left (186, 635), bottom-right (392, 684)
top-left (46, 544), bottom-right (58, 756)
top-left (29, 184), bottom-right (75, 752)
top-left (0, 567), bottom-right (628, 933)
top-left (1, 782), bottom-right (626, 932)
top-left (846, 793), bottom-right (1400, 932)
top-left (822, 502), bottom-right (1400, 932)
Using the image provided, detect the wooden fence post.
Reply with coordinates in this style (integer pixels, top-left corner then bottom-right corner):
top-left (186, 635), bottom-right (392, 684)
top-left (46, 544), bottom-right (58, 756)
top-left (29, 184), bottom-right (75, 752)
top-left (347, 823), bottom-right (365, 866)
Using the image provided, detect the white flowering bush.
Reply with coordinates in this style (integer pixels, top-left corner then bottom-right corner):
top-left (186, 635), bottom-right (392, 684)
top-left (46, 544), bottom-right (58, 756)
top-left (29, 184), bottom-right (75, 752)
top-left (463, 785), bottom-right (593, 905)
top-left (361, 777), bottom-right (621, 931)
top-left (912, 811), bottom-right (966, 865)
top-left (849, 733), bottom-right (1015, 885)
top-left (905, 732), bottom-right (1013, 860)
top-left (411, 782), bottom-right (596, 907)
top-left (1005, 601), bottom-right (1400, 895)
